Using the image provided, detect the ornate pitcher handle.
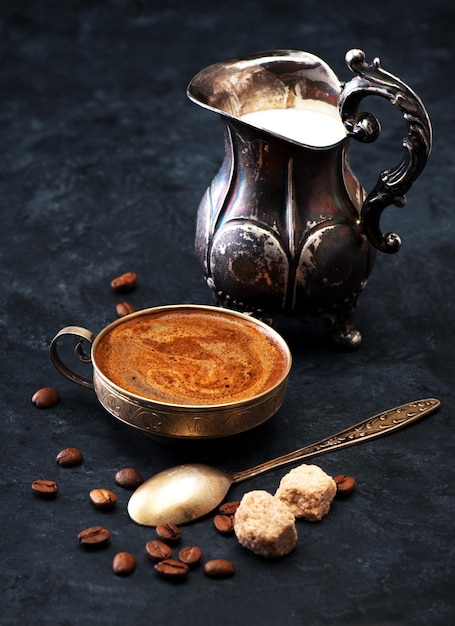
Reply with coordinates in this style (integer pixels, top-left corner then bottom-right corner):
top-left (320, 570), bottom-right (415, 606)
top-left (339, 49), bottom-right (432, 253)
top-left (49, 326), bottom-right (96, 389)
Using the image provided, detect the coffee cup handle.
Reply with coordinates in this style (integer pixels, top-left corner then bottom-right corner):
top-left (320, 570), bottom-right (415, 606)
top-left (49, 326), bottom-right (96, 389)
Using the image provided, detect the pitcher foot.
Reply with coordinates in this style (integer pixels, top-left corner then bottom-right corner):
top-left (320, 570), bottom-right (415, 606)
top-left (326, 322), bottom-right (362, 350)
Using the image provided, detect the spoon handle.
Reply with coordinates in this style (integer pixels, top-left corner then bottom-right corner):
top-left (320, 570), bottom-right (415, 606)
top-left (231, 398), bottom-right (440, 483)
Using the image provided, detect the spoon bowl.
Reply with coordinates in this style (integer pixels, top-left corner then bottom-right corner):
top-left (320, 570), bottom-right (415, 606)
top-left (128, 398), bottom-right (440, 526)
top-left (127, 464), bottom-right (233, 526)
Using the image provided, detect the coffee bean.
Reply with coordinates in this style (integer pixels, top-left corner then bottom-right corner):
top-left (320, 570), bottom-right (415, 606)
top-left (112, 552), bottom-right (137, 576)
top-left (32, 479), bottom-right (59, 498)
top-left (115, 467), bottom-right (144, 490)
top-left (213, 514), bottom-right (234, 535)
top-left (110, 272), bottom-right (137, 293)
top-left (78, 525), bottom-right (110, 547)
top-left (116, 301), bottom-right (135, 317)
top-left (178, 545), bottom-right (202, 567)
top-left (145, 540), bottom-right (173, 562)
top-left (218, 501), bottom-right (240, 516)
top-left (32, 387), bottom-right (60, 409)
top-left (89, 488), bottom-right (117, 510)
top-left (154, 559), bottom-right (189, 580)
top-left (156, 523), bottom-right (182, 544)
top-left (333, 474), bottom-right (356, 497)
top-left (56, 447), bottom-right (83, 467)
top-left (203, 559), bottom-right (235, 579)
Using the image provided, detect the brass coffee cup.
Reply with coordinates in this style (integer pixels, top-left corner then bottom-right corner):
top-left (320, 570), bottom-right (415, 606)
top-left (49, 305), bottom-right (292, 443)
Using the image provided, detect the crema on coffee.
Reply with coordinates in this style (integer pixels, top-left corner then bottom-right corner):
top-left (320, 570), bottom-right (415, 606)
top-left (95, 308), bottom-right (290, 406)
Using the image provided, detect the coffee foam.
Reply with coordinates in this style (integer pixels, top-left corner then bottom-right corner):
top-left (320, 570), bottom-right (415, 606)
top-left (95, 309), bottom-right (289, 405)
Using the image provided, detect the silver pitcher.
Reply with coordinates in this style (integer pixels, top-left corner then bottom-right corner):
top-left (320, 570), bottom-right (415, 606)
top-left (187, 49), bottom-right (432, 348)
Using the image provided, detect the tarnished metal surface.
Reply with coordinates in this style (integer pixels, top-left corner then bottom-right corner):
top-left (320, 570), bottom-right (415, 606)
top-left (188, 49), bottom-right (432, 348)
top-left (49, 305), bottom-right (292, 442)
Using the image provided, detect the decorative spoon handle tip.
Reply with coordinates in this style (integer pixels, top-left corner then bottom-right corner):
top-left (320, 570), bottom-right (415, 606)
top-left (232, 398), bottom-right (441, 483)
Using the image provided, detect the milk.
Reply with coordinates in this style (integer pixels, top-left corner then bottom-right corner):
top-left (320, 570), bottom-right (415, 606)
top-left (240, 108), bottom-right (347, 147)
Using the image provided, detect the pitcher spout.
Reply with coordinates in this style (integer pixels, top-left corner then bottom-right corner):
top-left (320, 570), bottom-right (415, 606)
top-left (187, 49), bottom-right (347, 148)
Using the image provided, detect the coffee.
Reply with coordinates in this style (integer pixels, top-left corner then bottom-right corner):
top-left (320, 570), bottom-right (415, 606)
top-left (213, 514), bottom-right (234, 535)
top-left (146, 540), bottom-right (173, 562)
top-left (154, 559), bottom-right (189, 579)
top-left (155, 523), bottom-right (182, 544)
top-left (32, 387), bottom-right (60, 409)
top-left (110, 271), bottom-right (137, 293)
top-left (218, 501), bottom-right (240, 516)
top-left (112, 552), bottom-right (137, 576)
top-left (56, 447), bottom-right (83, 467)
top-left (89, 488), bottom-right (117, 509)
top-left (32, 479), bottom-right (59, 497)
top-left (333, 474), bottom-right (356, 497)
top-left (203, 559), bottom-right (235, 578)
top-left (178, 545), bottom-right (202, 566)
top-left (78, 525), bottom-right (110, 547)
top-left (115, 467), bottom-right (144, 490)
top-left (95, 308), bottom-right (289, 406)
top-left (116, 301), bottom-right (135, 317)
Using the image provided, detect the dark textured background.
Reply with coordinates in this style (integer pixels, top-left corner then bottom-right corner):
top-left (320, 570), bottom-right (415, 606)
top-left (1, 1), bottom-right (454, 624)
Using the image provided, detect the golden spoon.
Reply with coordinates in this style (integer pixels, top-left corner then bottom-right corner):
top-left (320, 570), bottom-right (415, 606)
top-left (128, 398), bottom-right (440, 526)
